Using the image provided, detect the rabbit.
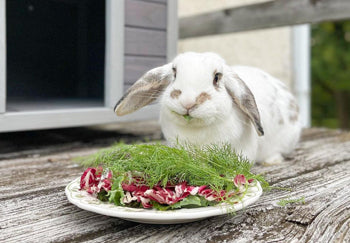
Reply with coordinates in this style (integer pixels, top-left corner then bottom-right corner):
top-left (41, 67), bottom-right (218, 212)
top-left (115, 52), bottom-right (301, 164)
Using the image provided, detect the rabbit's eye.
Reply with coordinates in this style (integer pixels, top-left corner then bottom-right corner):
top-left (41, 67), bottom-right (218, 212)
top-left (172, 67), bottom-right (177, 79)
top-left (213, 72), bottom-right (222, 86)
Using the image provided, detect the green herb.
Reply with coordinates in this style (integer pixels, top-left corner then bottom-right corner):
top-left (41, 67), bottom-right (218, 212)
top-left (277, 196), bottom-right (305, 206)
top-left (170, 111), bottom-right (192, 121)
top-left (78, 143), bottom-right (269, 192)
top-left (183, 114), bottom-right (193, 121)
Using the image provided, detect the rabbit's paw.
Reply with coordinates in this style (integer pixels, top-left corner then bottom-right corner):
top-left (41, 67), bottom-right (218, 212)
top-left (262, 154), bottom-right (284, 166)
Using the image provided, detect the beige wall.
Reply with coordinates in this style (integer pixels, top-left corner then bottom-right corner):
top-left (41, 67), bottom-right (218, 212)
top-left (178, 0), bottom-right (293, 87)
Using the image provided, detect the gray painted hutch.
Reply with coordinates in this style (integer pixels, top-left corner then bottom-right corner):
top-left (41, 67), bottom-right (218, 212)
top-left (0, 0), bottom-right (177, 132)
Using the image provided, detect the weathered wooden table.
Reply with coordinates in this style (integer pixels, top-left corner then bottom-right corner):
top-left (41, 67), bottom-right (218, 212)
top-left (1, 125), bottom-right (349, 242)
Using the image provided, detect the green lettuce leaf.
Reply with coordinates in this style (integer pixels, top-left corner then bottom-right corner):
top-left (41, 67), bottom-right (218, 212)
top-left (151, 202), bottom-right (171, 211)
top-left (170, 195), bottom-right (203, 209)
top-left (171, 195), bottom-right (218, 209)
top-left (107, 176), bottom-right (125, 206)
top-left (150, 196), bottom-right (219, 211)
top-left (97, 190), bottom-right (109, 202)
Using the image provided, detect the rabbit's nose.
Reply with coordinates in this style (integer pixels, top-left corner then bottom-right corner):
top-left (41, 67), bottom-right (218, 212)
top-left (180, 99), bottom-right (196, 110)
top-left (180, 91), bottom-right (197, 111)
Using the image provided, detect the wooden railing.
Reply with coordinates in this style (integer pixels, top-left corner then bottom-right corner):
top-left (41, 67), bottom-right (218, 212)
top-left (180, 0), bottom-right (350, 39)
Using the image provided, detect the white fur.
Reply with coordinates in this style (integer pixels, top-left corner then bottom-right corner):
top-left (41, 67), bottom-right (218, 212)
top-left (159, 52), bottom-right (301, 162)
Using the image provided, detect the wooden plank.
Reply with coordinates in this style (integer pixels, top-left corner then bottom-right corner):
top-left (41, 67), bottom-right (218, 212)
top-left (0, 128), bottom-right (349, 242)
top-left (179, 0), bottom-right (350, 38)
top-left (140, 0), bottom-right (166, 4)
top-left (0, 0), bottom-right (6, 113)
top-left (123, 84), bottom-right (131, 93)
top-left (104, 0), bottom-right (124, 108)
top-left (0, 150), bottom-right (137, 242)
top-left (6, 99), bottom-right (104, 112)
top-left (124, 56), bottom-right (166, 85)
top-left (0, 105), bottom-right (160, 132)
top-left (125, 0), bottom-right (167, 30)
top-left (0, 120), bottom-right (162, 160)
top-left (125, 27), bottom-right (167, 56)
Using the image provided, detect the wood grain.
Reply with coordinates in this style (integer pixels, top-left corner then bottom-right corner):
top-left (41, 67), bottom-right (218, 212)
top-left (125, 27), bottom-right (167, 56)
top-left (1, 128), bottom-right (349, 242)
top-left (125, 56), bottom-right (166, 85)
top-left (140, 0), bottom-right (166, 4)
top-left (126, 0), bottom-right (167, 30)
top-left (180, 0), bottom-right (350, 38)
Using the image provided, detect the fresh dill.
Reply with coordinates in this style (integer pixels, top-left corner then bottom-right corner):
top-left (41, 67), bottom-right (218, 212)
top-left (277, 196), bottom-right (305, 206)
top-left (78, 142), bottom-right (269, 192)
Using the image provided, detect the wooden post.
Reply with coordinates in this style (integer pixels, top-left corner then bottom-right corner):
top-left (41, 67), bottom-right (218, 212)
top-left (104, 0), bottom-right (125, 109)
top-left (0, 0), bottom-right (6, 113)
top-left (293, 25), bottom-right (311, 128)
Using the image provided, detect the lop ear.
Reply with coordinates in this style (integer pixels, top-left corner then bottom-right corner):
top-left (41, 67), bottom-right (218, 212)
top-left (224, 70), bottom-right (264, 136)
top-left (114, 63), bottom-right (172, 116)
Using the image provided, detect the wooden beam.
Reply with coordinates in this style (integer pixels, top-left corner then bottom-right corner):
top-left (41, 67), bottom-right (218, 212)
top-left (0, 0), bottom-right (6, 113)
top-left (0, 105), bottom-right (160, 132)
top-left (180, 0), bottom-right (350, 39)
top-left (104, 0), bottom-right (124, 108)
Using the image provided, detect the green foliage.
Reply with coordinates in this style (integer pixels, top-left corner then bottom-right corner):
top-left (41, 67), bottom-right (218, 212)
top-left (277, 196), bottom-right (305, 207)
top-left (97, 190), bottom-right (109, 202)
top-left (79, 142), bottom-right (269, 192)
top-left (107, 176), bottom-right (125, 206)
top-left (152, 195), bottom-right (217, 211)
top-left (311, 21), bottom-right (350, 128)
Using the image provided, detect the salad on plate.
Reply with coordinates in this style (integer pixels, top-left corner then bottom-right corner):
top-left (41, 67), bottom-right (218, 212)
top-left (77, 143), bottom-right (267, 211)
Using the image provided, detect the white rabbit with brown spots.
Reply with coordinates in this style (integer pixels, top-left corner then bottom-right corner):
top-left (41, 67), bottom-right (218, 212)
top-left (115, 52), bottom-right (301, 164)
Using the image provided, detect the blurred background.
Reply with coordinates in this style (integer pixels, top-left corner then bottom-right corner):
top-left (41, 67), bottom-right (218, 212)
top-left (311, 21), bottom-right (350, 129)
top-left (178, 0), bottom-right (350, 130)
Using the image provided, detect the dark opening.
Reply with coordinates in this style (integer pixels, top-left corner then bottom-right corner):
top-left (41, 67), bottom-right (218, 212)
top-left (6, 0), bottom-right (105, 111)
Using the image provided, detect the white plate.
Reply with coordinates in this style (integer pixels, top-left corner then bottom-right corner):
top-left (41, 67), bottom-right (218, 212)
top-left (65, 177), bottom-right (262, 224)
